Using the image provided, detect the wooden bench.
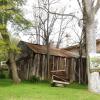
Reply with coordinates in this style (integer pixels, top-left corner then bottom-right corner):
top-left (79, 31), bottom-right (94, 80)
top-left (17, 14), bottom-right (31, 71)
top-left (51, 70), bottom-right (70, 86)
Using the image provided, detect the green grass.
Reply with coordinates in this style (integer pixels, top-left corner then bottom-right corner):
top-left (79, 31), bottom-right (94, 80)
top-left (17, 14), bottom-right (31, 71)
top-left (0, 79), bottom-right (100, 100)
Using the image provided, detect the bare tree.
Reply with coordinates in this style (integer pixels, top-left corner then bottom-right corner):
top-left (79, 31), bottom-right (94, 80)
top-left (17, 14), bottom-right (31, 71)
top-left (27, 0), bottom-right (81, 79)
top-left (29, 0), bottom-right (58, 79)
top-left (56, 8), bottom-right (73, 48)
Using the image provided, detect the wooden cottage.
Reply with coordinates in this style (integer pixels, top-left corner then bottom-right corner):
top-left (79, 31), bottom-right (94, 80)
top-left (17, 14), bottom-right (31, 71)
top-left (17, 41), bottom-right (79, 83)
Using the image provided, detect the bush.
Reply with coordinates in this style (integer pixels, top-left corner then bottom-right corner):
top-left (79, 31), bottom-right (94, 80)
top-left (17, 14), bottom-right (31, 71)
top-left (40, 80), bottom-right (49, 83)
top-left (51, 82), bottom-right (56, 87)
top-left (0, 73), bottom-right (6, 79)
top-left (30, 75), bottom-right (40, 83)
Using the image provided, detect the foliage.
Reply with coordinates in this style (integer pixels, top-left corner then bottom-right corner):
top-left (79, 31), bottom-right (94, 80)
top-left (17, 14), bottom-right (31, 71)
top-left (0, 39), bottom-right (8, 60)
top-left (90, 57), bottom-right (100, 64)
top-left (51, 82), bottom-right (56, 87)
top-left (0, 0), bottom-right (32, 83)
top-left (40, 80), bottom-right (49, 83)
top-left (0, 0), bottom-right (32, 54)
top-left (30, 75), bottom-right (40, 83)
top-left (0, 72), bottom-right (6, 79)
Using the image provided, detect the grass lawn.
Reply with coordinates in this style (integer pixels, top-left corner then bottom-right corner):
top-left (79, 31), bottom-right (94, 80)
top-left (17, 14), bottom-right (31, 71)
top-left (0, 79), bottom-right (100, 100)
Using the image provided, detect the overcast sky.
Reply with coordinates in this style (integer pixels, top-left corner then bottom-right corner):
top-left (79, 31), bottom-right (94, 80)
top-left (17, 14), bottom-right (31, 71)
top-left (23, 0), bottom-right (82, 20)
top-left (11, 0), bottom-right (100, 47)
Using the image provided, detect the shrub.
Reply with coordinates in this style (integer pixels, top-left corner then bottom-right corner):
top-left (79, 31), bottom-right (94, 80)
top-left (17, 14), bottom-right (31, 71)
top-left (30, 75), bottom-right (40, 83)
top-left (40, 80), bottom-right (49, 83)
top-left (0, 73), bottom-right (6, 79)
top-left (51, 82), bottom-right (56, 87)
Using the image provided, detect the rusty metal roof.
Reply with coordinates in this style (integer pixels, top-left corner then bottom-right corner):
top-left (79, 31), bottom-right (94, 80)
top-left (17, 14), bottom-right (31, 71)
top-left (25, 42), bottom-right (79, 58)
top-left (64, 39), bottom-right (100, 51)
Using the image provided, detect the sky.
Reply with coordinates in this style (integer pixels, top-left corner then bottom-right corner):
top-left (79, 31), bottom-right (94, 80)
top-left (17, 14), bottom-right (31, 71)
top-left (11, 0), bottom-right (100, 47)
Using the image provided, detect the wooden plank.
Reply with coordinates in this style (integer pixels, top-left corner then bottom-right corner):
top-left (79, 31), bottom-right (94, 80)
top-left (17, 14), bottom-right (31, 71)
top-left (65, 58), bottom-right (69, 80)
top-left (33, 54), bottom-right (36, 76)
top-left (52, 56), bottom-right (55, 70)
top-left (42, 55), bottom-right (45, 80)
top-left (52, 80), bottom-right (70, 84)
top-left (51, 70), bottom-right (66, 72)
top-left (59, 57), bottom-right (61, 69)
top-left (52, 75), bottom-right (66, 81)
top-left (57, 57), bottom-right (59, 70)
top-left (26, 60), bottom-right (30, 80)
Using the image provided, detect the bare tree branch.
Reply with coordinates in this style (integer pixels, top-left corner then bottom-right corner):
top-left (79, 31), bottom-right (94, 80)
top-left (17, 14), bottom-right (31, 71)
top-left (77, 0), bottom-right (83, 12)
top-left (94, 0), bottom-right (100, 13)
top-left (48, 11), bottom-right (80, 20)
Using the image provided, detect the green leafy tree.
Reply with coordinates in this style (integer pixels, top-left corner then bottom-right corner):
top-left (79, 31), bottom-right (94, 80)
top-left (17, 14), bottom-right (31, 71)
top-left (0, 0), bottom-right (31, 83)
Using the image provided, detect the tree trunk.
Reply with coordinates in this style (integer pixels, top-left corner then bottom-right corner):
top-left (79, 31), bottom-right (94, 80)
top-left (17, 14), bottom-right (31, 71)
top-left (86, 21), bottom-right (100, 93)
top-left (9, 52), bottom-right (21, 83)
top-left (81, 0), bottom-right (100, 93)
